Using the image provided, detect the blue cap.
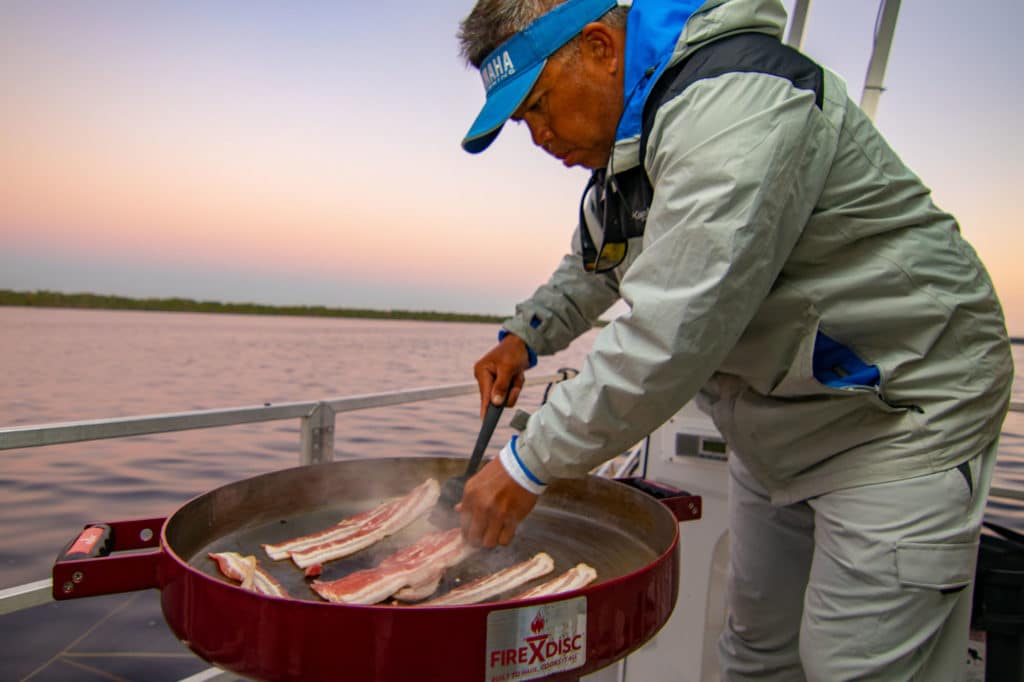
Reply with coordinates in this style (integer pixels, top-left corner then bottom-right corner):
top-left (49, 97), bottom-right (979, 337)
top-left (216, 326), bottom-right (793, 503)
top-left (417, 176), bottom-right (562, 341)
top-left (461, 0), bottom-right (619, 154)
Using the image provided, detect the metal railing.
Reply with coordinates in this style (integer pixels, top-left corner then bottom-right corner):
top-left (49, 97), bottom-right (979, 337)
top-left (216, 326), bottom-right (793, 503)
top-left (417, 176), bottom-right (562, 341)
top-left (0, 377), bottom-right (567, 463)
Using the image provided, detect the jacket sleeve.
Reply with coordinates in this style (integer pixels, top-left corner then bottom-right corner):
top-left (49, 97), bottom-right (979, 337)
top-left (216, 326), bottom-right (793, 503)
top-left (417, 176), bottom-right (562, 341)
top-left (501, 214), bottom-right (622, 356)
top-left (512, 70), bottom-right (835, 481)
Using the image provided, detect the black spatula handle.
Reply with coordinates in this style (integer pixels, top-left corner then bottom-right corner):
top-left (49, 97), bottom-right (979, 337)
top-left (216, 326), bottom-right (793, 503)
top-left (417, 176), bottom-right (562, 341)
top-left (464, 398), bottom-right (506, 479)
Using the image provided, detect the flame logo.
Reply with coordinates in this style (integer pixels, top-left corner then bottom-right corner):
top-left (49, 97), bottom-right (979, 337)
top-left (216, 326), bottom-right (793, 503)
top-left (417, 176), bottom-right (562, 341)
top-left (531, 611), bottom-right (545, 634)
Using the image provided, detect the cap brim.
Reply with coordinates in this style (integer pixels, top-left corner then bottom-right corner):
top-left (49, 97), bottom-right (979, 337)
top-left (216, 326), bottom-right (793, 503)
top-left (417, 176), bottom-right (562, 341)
top-left (461, 60), bottom-right (546, 154)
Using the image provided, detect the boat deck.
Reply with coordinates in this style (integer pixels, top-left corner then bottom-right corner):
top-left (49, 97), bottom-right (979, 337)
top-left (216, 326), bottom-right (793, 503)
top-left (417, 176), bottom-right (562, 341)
top-left (2, 591), bottom-right (235, 681)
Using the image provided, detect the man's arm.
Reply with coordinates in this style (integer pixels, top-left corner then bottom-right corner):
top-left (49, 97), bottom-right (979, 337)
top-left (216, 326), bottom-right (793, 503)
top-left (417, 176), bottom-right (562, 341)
top-left (501, 250), bottom-right (621, 357)
top-left (476, 215), bottom-right (622, 413)
top-left (463, 221), bottom-right (624, 547)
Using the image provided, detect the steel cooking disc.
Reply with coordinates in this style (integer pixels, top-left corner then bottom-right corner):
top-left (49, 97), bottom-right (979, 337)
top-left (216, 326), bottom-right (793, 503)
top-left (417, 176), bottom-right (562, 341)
top-left (164, 457), bottom-right (675, 606)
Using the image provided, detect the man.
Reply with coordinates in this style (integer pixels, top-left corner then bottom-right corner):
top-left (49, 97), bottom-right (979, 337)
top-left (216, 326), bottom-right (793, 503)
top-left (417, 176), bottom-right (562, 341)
top-left (456, 0), bottom-right (1014, 679)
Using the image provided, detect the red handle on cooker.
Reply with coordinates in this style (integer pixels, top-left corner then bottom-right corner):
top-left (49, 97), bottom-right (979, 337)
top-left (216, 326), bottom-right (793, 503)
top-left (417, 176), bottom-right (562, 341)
top-left (52, 517), bottom-right (166, 600)
top-left (615, 477), bottom-right (702, 522)
top-left (659, 490), bottom-right (702, 522)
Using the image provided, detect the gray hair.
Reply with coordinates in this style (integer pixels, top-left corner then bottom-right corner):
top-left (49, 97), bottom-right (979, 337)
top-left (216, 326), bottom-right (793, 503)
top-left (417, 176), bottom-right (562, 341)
top-left (458, 0), bottom-right (629, 68)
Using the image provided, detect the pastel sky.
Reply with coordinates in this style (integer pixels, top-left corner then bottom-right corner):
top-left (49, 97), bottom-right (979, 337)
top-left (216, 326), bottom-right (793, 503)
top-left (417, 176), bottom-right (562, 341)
top-left (2, 1), bottom-right (1022, 334)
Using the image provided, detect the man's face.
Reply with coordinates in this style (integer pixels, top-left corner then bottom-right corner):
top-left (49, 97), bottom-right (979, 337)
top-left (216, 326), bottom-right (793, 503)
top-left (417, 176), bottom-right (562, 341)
top-left (511, 25), bottom-right (624, 170)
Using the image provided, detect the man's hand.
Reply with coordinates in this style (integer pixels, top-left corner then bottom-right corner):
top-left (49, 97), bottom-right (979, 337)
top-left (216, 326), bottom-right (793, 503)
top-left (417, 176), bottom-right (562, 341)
top-left (457, 458), bottom-right (538, 548)
top-left (473, 333), bottom-right (530, 417)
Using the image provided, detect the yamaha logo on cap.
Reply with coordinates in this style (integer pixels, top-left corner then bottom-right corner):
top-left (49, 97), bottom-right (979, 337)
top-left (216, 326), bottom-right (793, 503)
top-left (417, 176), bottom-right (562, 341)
top-left (462, 0), bottom-right (618, 153)
top-left (481, 50), bottom-right (517, 93)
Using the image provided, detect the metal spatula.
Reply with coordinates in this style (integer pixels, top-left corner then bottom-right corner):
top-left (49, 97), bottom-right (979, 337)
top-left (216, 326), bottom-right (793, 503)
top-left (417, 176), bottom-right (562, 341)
top-left (436, 398), bottom-right (507, 514)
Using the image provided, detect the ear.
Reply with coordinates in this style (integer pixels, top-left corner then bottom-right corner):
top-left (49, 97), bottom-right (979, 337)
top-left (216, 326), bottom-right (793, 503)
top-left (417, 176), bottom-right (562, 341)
top-left (579, 22), bottom-right (625, 74)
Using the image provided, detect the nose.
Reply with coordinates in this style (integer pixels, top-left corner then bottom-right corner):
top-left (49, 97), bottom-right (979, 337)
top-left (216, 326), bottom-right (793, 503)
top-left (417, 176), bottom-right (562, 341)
top-left (524, 115), bottom-right (552, 151)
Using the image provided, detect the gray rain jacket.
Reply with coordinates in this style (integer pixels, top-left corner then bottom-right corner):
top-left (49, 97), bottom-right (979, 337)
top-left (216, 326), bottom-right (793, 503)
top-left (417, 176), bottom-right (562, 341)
top-left (502, 0), bottom-right (1013, 504)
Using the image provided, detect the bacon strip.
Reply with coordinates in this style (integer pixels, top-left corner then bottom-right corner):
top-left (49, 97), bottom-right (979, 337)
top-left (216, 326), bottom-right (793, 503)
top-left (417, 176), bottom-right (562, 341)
top-left (239, 555), bottom-right (257, 591)
top-left (514, 563), bottom-right (598, 600)
top-left (209, 552), bottom-right (289, 598)
top-left (423, 552), bottom-right (555, 607)
top-left (263, 478), bottom-right (440, 568)
top-left (311, 528), bottom-right (474, 604)
top-left (262, 505), bottom-right (389, 560)
top-left (392, 569), bottom-right (444, 602)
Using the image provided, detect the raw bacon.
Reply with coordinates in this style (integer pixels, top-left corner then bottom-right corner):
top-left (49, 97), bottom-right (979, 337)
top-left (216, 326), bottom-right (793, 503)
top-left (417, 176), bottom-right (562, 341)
top-left (262, 505), bottom-right (387, 560)
top-left (263, 478), bottom-right (440, 568)
top-left (392, 569), bottom-right (443, 602)
top-left (209, 551), bottom-right (289, 598)
top-left (514, 563), bottom-right (597, 600)
top-left (423, 552), bottom-right (555, 607)
top-left (311, 528), bottom-right (474, 604)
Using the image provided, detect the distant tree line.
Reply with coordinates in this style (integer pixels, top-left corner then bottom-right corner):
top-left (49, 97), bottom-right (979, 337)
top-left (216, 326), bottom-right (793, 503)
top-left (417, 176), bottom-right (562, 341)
top-left (0, 289), bottom-right (505, 325)
top-left (0, 288), bottom-right (1017, 341)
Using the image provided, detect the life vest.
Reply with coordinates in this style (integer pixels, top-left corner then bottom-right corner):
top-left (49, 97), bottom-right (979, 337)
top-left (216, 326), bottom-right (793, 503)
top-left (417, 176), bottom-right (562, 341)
top-left (580, 32), bottom-right (824, 273)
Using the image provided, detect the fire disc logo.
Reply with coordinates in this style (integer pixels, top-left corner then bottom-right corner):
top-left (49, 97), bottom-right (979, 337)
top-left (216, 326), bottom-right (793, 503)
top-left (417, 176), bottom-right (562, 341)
top-left (489, 608), bottom-right (583, 669)
top-left (486, 596), bottom-right (586, 681)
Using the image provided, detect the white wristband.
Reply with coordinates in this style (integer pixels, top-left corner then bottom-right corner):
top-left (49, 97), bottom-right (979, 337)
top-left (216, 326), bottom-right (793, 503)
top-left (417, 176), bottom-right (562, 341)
top-left (499, 437), bottom-right (548, 495)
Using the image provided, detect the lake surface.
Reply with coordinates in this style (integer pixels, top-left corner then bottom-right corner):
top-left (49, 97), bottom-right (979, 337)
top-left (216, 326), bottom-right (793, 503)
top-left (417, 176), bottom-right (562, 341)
top-left (0, 306), bottom-right (1021, 680)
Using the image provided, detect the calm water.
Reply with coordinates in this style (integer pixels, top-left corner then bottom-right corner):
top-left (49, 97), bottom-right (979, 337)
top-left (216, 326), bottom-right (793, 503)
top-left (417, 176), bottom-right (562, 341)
top-left (0, 306), bottom-right (1021, 590)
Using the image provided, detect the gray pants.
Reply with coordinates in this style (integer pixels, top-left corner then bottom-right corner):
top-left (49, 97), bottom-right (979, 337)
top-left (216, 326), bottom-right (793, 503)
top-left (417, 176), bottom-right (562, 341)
top-left (719, 439), bottom-right (998, 681)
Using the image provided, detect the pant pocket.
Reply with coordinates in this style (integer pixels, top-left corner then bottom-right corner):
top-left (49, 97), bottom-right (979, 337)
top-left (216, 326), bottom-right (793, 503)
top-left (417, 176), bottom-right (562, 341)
top-left (896, 541), bottom-right (977, 592)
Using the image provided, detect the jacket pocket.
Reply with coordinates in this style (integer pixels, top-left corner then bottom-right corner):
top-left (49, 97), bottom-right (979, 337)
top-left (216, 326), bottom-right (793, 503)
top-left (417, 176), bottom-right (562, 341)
top-left (896, 541), bottom-right (977, 592)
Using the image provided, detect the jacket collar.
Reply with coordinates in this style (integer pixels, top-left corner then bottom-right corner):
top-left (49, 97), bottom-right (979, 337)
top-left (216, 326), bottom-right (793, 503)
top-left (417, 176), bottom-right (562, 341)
top-left (615, 0), bottom-right (706, 144)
